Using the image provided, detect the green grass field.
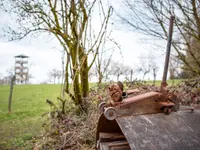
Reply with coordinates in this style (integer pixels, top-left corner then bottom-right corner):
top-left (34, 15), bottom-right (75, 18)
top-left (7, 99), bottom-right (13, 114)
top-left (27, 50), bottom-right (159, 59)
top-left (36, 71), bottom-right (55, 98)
top-left (0, 84), bottom-right (61, 149)
top-left (0, 80), bottom-right (181, 149)
top-left (146, 79), bottom-right (182, 86)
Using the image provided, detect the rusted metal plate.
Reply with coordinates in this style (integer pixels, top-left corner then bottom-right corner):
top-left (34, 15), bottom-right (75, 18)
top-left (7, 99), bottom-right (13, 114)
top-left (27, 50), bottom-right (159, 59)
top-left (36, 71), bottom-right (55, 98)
top-left (116, 109), bottom-right (200, 150)
top-left (115, 92), bottom-right (162, 117)
top-left (121, 92), bottom-right (160, 105)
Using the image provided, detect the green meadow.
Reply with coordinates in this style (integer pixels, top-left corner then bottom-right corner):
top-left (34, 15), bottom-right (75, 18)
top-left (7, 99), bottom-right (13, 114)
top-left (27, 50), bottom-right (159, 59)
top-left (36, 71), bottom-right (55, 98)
top-left (0, 84), bottom-right (61, 149)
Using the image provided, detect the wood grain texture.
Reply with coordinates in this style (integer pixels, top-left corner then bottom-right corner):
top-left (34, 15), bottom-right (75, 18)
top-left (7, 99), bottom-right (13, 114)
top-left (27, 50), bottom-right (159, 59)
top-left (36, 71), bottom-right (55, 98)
top-left (116, 109), bottom-right (200, 150)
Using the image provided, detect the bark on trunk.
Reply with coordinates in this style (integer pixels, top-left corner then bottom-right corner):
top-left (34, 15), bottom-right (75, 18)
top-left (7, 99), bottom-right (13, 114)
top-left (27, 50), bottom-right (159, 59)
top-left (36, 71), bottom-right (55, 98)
top-left (65, 54), bottom-right (70, 93)
top-left (98, 72), bottom-right (103, 87)
top-left (71, 45), bottom-right (83, 109)
top-left (73, 72), bottom-right (82, 106)
top-left (80, 58), bottom-right (89, 98)
top-left (79, 47), bottom-right (89, 98)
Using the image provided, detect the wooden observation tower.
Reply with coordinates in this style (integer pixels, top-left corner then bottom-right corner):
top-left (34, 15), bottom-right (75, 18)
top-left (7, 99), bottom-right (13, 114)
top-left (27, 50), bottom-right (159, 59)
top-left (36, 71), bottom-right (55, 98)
top-left (14, 54), bottom-right (29, 84)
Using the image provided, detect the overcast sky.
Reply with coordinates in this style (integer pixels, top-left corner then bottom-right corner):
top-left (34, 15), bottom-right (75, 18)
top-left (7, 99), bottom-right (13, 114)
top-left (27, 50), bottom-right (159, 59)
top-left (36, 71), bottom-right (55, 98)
top-left (0, 0), bottom-right (167, 84)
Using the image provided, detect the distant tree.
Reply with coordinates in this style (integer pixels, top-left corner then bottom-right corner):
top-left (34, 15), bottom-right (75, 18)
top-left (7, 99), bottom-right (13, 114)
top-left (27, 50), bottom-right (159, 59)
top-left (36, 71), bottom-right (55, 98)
top-left (149, 55), bottom-right (159, 84)
top-left (89, 58), bottom-right (114, 84)
top-left (88, 67), bottom-right (96, 82)
top-left (95, 57), bottom-right (113, 85)
top-left (137, 56), bottom-right (150, 81)
top-left (57, 70), bottom-right (62, 84)
top-left (48, 69), bottom-right (58, 84)
top-left (3, 68), bottom-right (15, 84)
top-left (109, 61), bottom-right (131, 81)
top-left (40, 80), bottom-right (50, 84)
top-left (48, 69), bottom-right (63, 84)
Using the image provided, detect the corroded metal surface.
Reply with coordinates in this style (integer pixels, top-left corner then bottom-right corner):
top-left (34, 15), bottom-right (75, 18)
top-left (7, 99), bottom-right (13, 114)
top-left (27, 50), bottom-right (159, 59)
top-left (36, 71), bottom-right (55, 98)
top-left (116, 109), bottom-right (200, 150)
top-left (120, 92), bottom-right (160, 106)
top-left (101, 91), bottom-right (178, 120)
top-left (115, 92), bottom-right (162, 116)
top-left (160, 15), bottom-right (175, 92)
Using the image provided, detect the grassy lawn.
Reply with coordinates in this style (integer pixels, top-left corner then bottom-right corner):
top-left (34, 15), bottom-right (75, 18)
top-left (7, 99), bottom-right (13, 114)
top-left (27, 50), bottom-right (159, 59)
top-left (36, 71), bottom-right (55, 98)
top-left (0, 84), bottom-right (61, 149)
top-left (146, 79), bottom-right (182, 86)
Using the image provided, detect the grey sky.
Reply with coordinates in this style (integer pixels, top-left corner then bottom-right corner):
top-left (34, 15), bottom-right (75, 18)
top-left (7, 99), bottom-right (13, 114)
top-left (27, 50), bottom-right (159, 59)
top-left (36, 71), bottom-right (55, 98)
top-left (0, 0), bottom-right (167, 84)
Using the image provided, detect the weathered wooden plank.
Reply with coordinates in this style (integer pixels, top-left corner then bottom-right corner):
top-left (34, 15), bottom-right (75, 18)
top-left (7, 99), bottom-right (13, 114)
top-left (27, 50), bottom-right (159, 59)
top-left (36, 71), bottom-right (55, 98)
top-left (116, 109), bottom-right (200, 150)
top-left (108, 140), bottom-right (129, 147)
top-left (99, 132), bottom-right (125, 142)
top-left (99, 141), bottom-right (131, 150)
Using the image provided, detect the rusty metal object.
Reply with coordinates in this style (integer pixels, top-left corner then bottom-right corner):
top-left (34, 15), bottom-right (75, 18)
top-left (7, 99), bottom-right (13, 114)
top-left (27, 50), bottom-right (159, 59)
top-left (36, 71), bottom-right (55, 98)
top-left (95, 15), bottom-right (200, 150)
top-left (108, 83), bottom-right (123, 103)
top-left (99, 90), bottom-right (178, 120)
top-left (180, 106), bottom-right (195, 112)
top-left (160, 15), bottom-right (175, 93)
top-left (120, 92), bottom-right (160, 106)
top-left (102, 92), bottom-right (165, 120)
top-left (108, 82), bottom-right (140, 103)
top-left (99, 102), bottom-right (107, 113)
top-left (104, 107), bottom-right (117, 120)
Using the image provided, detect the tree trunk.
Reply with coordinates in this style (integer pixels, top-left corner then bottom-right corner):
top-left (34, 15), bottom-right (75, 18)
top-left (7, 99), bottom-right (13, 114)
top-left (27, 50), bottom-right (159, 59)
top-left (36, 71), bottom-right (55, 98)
top-left (130, 70), bottom-right (133, 82)
top-left (98, 72), bottom-right (103, 87)
top-left (71, 45), bottom-right (83, 111)
top-left (65, 54), bottom-right (70, 93)
top-left (79, 47), bottom-right (89, 98)
top-left (80, 60), bottom-right (89, 98)
top-left (73, 69), bottom-right (82, 106)
top-left (153, 68), bottom-right (156, 85)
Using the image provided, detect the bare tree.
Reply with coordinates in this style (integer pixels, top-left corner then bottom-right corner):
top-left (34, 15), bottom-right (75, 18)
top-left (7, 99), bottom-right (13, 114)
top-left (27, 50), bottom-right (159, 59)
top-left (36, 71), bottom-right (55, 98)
top-left (95, 55), bottom-right (114, 85)
top-left (57, 70), bottom-right (62, 84)
top-left (109, 61), bottom-right (131, 81)
top-left (48, 69), bottom-right (59, 84)
top-left (169, 54), bottom-right (184, 85)
top-left (117, 0), bottom-right (200, 76)
top-left (136, 56), bottom-right (150, 81)
top-left (1, 0), bottom-right (113, 111)
top-left (149, 55), bottom-right (159, 85)
top-left (89, 57), bottom-right (114, 85)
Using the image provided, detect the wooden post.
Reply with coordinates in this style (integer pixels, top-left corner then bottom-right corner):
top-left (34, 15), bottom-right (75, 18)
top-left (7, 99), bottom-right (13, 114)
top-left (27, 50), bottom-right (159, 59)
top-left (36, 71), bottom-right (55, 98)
top-left (8, 75), bottom-right (15, 114)
top-left (153, 68), bottom-right (156, 85)
top-left (130, 70), bottom-right (133, 82)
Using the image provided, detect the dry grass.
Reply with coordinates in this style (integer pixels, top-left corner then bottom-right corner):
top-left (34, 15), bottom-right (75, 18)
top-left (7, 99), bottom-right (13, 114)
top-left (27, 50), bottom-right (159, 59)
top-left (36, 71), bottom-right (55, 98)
top-left (33, 87), bottom-right (105, 150)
